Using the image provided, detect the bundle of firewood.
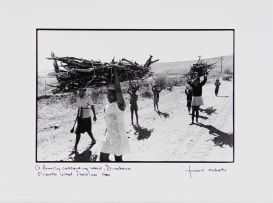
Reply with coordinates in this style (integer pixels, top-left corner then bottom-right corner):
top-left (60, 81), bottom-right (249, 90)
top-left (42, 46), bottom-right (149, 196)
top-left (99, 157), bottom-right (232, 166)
top-left (47, 52), bottom-right (159, 93)
top-left (184, 58), bottom-right (217, 79)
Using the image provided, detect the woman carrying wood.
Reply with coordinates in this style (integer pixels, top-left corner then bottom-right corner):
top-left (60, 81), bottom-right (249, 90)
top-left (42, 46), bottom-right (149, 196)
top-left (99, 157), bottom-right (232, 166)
top-left (100, 67), bottom-right (130, 162)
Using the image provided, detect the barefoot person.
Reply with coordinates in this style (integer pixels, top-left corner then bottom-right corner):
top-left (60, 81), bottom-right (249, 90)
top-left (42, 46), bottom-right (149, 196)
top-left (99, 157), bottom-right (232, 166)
top-left (185, 84), bottom-right (193, 114)
top-left (100, 67), bottom-right (130, 162)
top-left (152, 85), bottom-right (162, 112)
top-left (73, 88), bottom-right (97, 152)
top-left (187, 74), bottom-right (207, 124)
top-left (128, 84), bottom-right (139, 126)
top-left (214, 79), bottom-right (221, 96)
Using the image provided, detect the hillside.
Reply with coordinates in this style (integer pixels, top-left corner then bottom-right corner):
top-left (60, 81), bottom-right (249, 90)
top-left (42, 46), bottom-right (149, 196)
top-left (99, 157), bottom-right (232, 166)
top-left (150, 55), bottom-right (233, 76)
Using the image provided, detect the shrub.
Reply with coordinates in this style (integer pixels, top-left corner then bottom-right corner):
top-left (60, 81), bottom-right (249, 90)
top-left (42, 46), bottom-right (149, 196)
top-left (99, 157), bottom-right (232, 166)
top-left (166, 86), bottom-right (173, 91)
top-left (141, 90), bottom-right (153, 98)
top-left (154, 73), bottom-right (167, 89)
top-left (166, 77), bottom-right (184, 87)
top-left (222, 74), bottom-right (232, 81)
top-left (223, 68), bottom-right (233, 75)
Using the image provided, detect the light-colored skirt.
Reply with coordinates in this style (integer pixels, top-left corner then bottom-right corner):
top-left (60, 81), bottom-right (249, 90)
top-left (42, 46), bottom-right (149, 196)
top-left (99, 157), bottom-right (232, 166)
top-left (192, 96), bottom-right (204, 106)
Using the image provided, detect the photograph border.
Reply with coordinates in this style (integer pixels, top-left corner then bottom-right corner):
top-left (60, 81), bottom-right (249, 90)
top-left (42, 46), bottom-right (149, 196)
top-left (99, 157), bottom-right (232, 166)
top-left (36, 28), bottom-right (235, 163)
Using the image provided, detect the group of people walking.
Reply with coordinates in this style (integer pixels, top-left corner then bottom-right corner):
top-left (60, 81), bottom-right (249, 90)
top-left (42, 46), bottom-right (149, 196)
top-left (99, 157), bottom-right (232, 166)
top-left (71, 69), bottom-right (221, 162)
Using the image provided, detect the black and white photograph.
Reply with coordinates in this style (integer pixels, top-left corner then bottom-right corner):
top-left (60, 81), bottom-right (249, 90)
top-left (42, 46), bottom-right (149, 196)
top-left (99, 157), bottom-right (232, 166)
top-left (37, 29), bottom-right (234, 162)
top-left (2, 0), bottom-right (273, 202)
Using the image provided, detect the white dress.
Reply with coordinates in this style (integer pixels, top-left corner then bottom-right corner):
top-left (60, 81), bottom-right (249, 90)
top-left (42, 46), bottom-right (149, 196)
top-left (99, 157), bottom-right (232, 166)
top-left (101, 102), bottom-right (130, 156)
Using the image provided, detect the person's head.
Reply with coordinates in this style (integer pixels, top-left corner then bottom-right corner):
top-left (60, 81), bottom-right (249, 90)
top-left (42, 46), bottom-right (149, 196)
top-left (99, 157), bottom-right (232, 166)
top-left (107, 84), bottom-right (117, 103)
top-left (79, 88), bottom-right (86, 98)
top-left (132, 88), bottom-right (137, 94)
top-left (193, 77), bottom-right (200, 86)
top-left (216, 79), bottom-right (219, 82)
top-left (193, 72), bottom-right (199, 79)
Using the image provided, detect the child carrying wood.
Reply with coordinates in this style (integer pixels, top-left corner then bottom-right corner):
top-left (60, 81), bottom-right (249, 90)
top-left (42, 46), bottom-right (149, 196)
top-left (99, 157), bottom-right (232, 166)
top-left (187, 73), bottom-right (207, 124)
top-left (152, 85), bottom-right (162, 112)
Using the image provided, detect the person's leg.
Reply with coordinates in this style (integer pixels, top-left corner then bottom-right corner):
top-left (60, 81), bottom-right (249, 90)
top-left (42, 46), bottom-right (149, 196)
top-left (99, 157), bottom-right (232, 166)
top-left (87, 130), bottom-right (96, 145)
top-left (114, 155), bottom-right (123, 162)
top-left (73, 133), bottom-right (81, 151)
top-left (135, 109), bottom-right (139, 125)
top-left (187, 101), bottom-right (191, 114)
top-left (196, 106), bottom-right (200, 123)
top-left (191, 107), bottom-right (196, 124)
top-left (100, 152), bottom-right (110, 162)
top-left (130, 109), bottom-right (134, 125)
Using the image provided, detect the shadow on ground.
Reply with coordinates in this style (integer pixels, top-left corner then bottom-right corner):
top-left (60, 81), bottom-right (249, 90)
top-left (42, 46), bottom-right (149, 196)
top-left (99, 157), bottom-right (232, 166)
top-left (199, 107), bottom-right (217, 116)
top-left (189, 114), bottom-right (209, 120)
top-left (70, 145), bottom-right (97, 162)
top-left (196, 123), bottom-right (233, 147)
top-left (217, 95), bottom-right (229, 98)
top-left (133, 124), bottom-right (153, 140)
top-left (157, 110), bottom-right (170, 118)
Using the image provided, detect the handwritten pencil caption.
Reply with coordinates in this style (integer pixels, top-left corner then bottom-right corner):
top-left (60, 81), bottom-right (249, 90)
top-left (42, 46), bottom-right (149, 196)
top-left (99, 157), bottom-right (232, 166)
top-left (35, 164), bottom-right (131, 177)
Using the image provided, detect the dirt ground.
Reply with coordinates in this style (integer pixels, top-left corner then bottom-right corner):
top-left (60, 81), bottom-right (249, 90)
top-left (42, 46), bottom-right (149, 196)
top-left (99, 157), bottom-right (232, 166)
top-left (37, 79), bottom-right (233, 162)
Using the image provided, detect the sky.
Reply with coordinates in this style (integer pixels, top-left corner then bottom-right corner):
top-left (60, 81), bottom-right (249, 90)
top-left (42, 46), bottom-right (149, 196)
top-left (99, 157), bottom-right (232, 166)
top-left (38, 30), bottom-right (233, 76)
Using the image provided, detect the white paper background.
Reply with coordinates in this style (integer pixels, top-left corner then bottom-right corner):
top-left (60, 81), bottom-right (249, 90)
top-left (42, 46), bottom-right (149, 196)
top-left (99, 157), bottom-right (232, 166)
top-left (0, 0), bottom-right (272, 202)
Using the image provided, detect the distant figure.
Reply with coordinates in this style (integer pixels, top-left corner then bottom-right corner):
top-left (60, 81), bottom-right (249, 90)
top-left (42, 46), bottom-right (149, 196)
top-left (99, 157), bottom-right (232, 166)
top-left (187, 74), bottom-right (207, 124)
top-left (152, 85), bottom-right (162, 112)
top-left (185, 84), bottom-right (193, 114)
top-left (215, 79), bottom-right (221, 96)
top-left (100, 67), bottom-right (130, 162)
top-left (73, 88), bottom-right (97, 153)
top-left (128, 85), bottom-right (139, 126)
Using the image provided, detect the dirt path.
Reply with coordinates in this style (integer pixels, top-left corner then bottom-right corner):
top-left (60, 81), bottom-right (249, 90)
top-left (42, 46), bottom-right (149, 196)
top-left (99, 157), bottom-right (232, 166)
top-left (123, 80), bottom-right (233, 161)
top-left (37, 80), bottom-right (233, 162)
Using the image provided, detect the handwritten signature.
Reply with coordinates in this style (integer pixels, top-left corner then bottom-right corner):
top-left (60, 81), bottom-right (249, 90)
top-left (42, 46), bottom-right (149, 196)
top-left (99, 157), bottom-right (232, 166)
top-left (185, 165), bottom-right (227, 178)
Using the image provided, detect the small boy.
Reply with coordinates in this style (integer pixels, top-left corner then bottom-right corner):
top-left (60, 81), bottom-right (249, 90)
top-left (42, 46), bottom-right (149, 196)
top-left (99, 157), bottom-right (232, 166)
top-left (215, 79), bottom-right (221, 96)
top-left (128, 84), bottom-right (139, 125)
top-left (185, 84), bottom-right (193, 114)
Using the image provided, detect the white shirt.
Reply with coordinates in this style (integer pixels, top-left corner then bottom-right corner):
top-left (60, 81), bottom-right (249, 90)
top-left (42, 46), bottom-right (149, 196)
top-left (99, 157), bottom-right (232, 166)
top-left (76, 95), bottom-right (94, 118)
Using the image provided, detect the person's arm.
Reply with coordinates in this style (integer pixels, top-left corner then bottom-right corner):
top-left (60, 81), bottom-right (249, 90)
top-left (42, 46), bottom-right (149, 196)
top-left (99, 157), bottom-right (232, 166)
top-left (187, 80), bottom-right (193, 87)
top-left (185, 89), bottom-right (188, 95)
top-left (113, 66), bottom-right (125, 111)
top-left (201, 75), bottom-right (207, 86)
top-left (87, 96), bottom-right (97, 121)
top-left (91, 106), bottom-right (97, 121)
top-left (127, 88), bottom-right (132, 95)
